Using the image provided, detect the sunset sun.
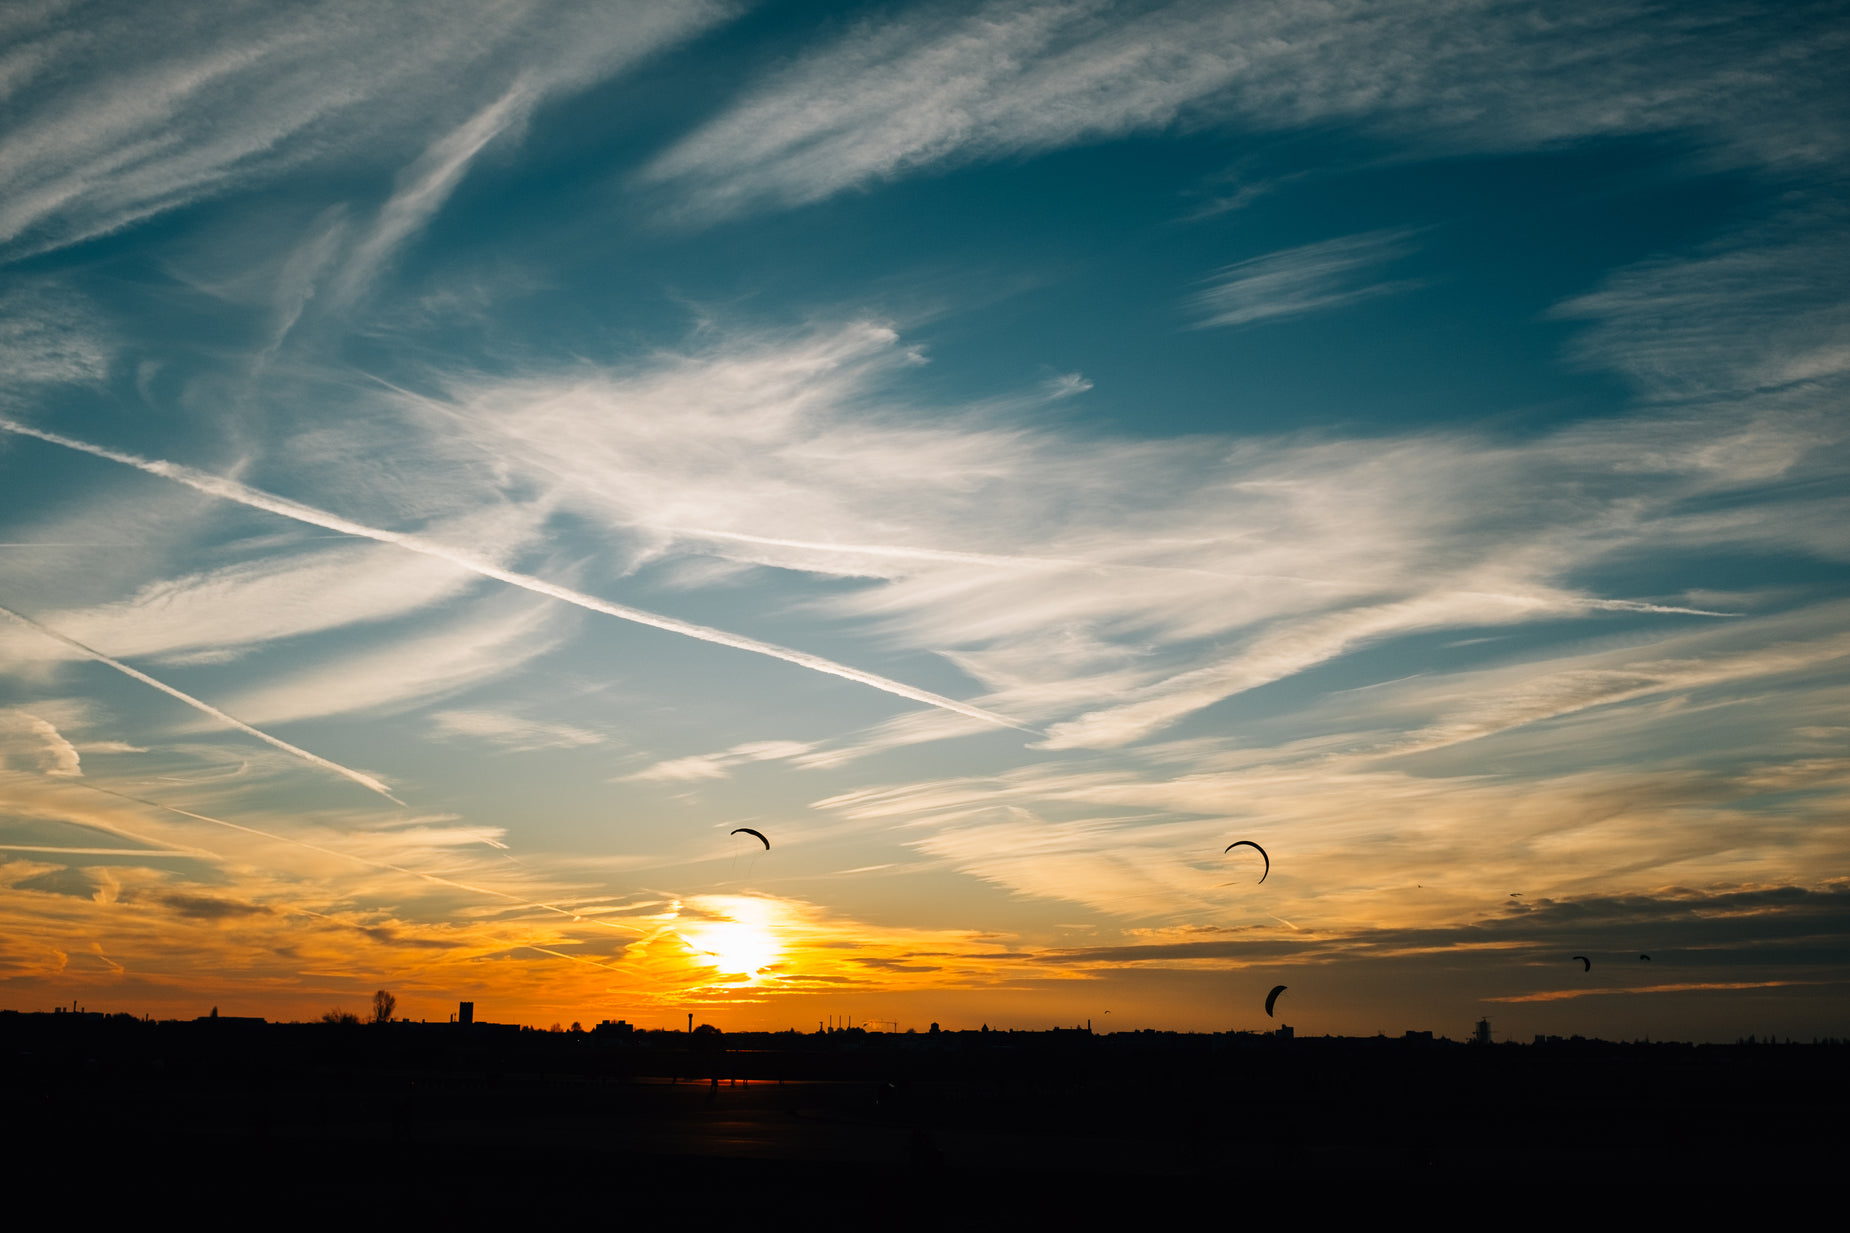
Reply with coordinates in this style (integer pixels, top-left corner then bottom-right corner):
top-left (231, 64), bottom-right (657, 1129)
top-left (676, 898), bottom-right (786, 982)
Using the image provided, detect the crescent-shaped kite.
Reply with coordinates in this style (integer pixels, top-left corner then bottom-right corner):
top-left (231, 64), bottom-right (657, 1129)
top-left (1572, 955), bottom-right (1591, 972)
top-left (1224, 840), bottom-right (1269, 883)
top-left (1265, 984), bottom-right (1287, 1017)
top-left (730, 827), bottom-right (770, 850)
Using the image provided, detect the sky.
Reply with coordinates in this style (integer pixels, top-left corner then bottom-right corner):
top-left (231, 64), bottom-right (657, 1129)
top-left (1, 0), bottom-right (1846, 1041)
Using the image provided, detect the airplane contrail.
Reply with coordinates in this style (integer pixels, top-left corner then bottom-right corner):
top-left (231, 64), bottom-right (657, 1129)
top-left (0, 600), bottom-right (403, 803)
top-left (1579, 597), bottom-right (1737, 617)
top-left (518, 943), bottom-right (631, 972)
top-left (663, 525), bottom-right (1344, 586)
top-left (0, 417), bottom-right (1030, 733)
top-left (670, 526), bottom-right (1078, 570)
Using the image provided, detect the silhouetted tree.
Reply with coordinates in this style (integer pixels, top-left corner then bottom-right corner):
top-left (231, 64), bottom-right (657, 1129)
top-left (321, 1008), bottom-right (359, 1025)
top-left (371, 989), bottom-right (396, 1024)
top-left (691, 1023), bottom-right (723, 1054)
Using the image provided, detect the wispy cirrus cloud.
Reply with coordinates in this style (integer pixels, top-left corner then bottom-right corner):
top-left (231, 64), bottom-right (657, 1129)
top-left (819, 743), bottom-right (1850, 924)
top-left (21, 205), bottom-right (1833, 790)
top-left (645, 0), bottom-right (1849, 223)
top-left (216, 590), bottom-right (567, 725)
top-left (0, 281), bottom-right (109, 385)
top-left (1554, 208), bottom-right (1850, 403)
top-left (1358, 617), bottom-right (1850, 762)
top-left (54, 780), bottom-right (611, 930)
top-left (629, 740), bottom-right (816, 783)
top-left (0, 0), bottom-right (732, 258)
top-left (323, 84), bottom-right (538, 311)
top-left (802, 604), bottom-right (1850, 924)
top-left (428, 708), bottom-right (605, 754)
top-left (1187, 231), bottom-right (1417, 329)
top-left (9, 206), bottom-right (1818, 821)
top-left (341, 297), bottom-right (1843, 761)
top-left (6, 539), bottom-right (483, 666)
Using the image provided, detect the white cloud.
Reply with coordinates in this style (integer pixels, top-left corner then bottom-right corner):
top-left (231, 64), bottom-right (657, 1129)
top-left (325, 82), bottom-right (534, 311)
top-left (1555, 210), bottom-right (1850, 403)
top-left (24, 540), bottom-right (481, 665)
top-left (1237, 601), bottom-right (1850, 765)
top-left (0, 0), bottom-right (732, 256)
top-left (913, 810), bottom-right (1234, 919)
top-left (645, 0), bottom-right (1849, 222)
top-left (1384, 629), bottom-right (1850, 760)
top-left (429, 708), bottom-right (605, 753)
top-left (0, 709), bottom-right (82, 776)
top-left (14, 190), bottom-right (1842, 795)
top-left (0, 281), bottom-right (109, 385)
top-left (219, 591), bottom-right (569, 725)
top-left (368, 313), bottom-right (1846, 754)
top-left (1039, 589), bottom-right (1593, 749)
top-left (1187, 231), bottom-right (1416, 329)
top-left (815, 713), bottom-right (1850, 921)
top-left (628, 739), bottom-right (818, 783)
top-left (629, 755), bottom-right (730, 784)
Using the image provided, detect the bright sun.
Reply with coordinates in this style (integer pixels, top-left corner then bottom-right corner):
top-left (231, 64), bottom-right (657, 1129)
top-left (677, 898), bottom-right (784, 980)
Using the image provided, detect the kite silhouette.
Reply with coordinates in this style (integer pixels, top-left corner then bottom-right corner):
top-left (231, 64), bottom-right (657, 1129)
top-left (731, 827), bottom-right (770, 850)
top-left (1224, 840), bottom-right (1269, 883)
top-left (1572, 955), bottom-right (1591, 972)
top-left (1265, 984), bottom-right (1287, 1017)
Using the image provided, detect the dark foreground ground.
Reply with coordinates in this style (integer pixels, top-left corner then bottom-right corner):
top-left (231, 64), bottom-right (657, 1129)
top-left (8, 1012), bottom-right (1845, 1215)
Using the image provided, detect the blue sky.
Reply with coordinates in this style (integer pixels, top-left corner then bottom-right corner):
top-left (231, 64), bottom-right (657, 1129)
top-left (1, 0), bottom-right (1846, 1038)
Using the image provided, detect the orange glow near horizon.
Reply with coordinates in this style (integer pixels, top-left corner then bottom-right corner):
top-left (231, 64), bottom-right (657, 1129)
top-left (4, 773), bottom-right (1843, 1041)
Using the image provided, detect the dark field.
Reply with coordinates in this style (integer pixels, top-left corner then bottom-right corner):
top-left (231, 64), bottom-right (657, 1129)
top-left (8, 1012), bottom-right (1844, 1214)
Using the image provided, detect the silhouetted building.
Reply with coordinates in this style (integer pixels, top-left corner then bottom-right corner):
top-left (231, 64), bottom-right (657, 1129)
top-left (458, 1001), bottom-right (474, 1026)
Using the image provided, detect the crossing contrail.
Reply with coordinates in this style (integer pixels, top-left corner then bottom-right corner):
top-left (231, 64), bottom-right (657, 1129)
top-left (0, 600), bottom-right (402, 802)
top-left (0, 417), bottom-right (1029, 733)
